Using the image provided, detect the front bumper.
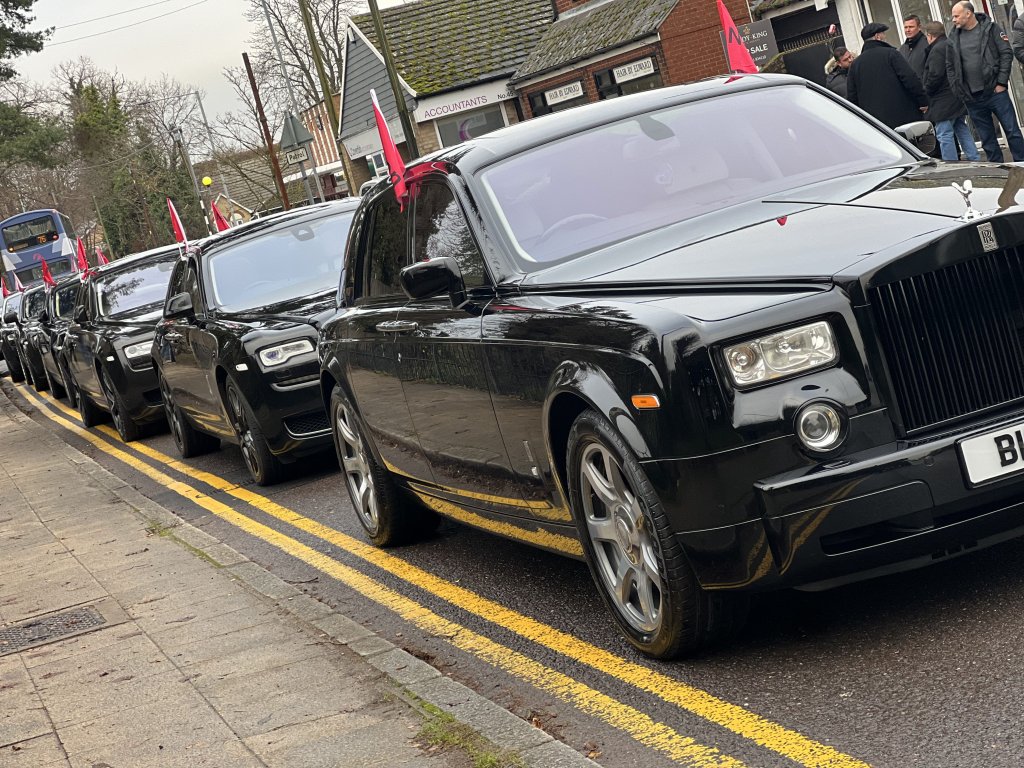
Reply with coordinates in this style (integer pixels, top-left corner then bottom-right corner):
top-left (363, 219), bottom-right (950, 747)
top-left (670, 408), bottom-right (1024, 592)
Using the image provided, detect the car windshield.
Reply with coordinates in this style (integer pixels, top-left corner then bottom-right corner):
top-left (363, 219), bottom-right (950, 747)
top-left (54, 284), bottom-right (78, 318)
top-left (479, 85), bottom-right (908, 267)
top-left (207, 212), bottom-right (354, 312)
top-left (95, 257), bottom-right (176, 318)
top-left (21, 289), bottom-right (45, 319)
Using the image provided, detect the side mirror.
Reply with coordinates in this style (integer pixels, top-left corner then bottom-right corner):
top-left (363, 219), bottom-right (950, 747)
top-left (3, 312), bottom-right (14, 325)
top-left (894, 120), bottom-right (936, 156)
top-left (400, 257), bottom-right (466, 305)
top-left (38, 310), bottom-right (49, 325)
top-left (73, 305), bottom-right (87, 323)
top-left (165, 292), bottom-right (195, 321)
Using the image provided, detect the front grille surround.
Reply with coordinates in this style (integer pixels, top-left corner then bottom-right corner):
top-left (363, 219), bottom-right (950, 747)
top-left (870, 244), bottom-right (1024, 434)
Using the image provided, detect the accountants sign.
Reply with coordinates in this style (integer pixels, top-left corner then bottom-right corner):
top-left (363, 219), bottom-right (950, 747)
top-left (414, 80), bottom-right (516, 122)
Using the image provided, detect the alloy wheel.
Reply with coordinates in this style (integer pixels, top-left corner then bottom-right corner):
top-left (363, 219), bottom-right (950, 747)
top-left (101, 370), bottom-right (125, 436)
top-left (160, 377), bottom-right (183, 449)
top-left (226, 386), bottom-right (259, 479)
top-left (578, 441), bottom-right (664, 635)
top-left (335, 401), bottom-right (379, 534)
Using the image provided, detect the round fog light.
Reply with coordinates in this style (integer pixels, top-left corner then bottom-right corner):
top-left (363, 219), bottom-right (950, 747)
top-left (796, 402), bottom-right (844, 451)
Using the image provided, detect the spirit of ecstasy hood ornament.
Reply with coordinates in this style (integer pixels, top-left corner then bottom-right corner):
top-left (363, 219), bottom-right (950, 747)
top-left (952, 179), bottom-right (982, 220)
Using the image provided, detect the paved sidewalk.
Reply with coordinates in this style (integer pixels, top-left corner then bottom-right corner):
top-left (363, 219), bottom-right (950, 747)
top-left (0, 393), bottom-right (591, 768)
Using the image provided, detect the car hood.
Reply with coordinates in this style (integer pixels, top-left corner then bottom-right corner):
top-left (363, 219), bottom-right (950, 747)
top-left (220, 292), bottom-right (336, 331)
top-left (520, 163), bottom-right (1024, 287)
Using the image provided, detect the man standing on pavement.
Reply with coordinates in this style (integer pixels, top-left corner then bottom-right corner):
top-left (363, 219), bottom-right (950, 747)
top-left (847, 22), bottom-right (929, 128)
top-left (825, 46), bottom-right (854, 99)
top-left (900, 15), bottom-right (929, 80)
top-left (947, 1), bottom-right (1024, 162)
top-left (924, 21), bottom-right (980, 161)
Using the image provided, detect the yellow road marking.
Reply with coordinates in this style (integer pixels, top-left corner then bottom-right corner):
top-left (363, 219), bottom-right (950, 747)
top-left (18, 387), bottom-right (744, 768)
top-left (27, 387), bottom-right (870, 768)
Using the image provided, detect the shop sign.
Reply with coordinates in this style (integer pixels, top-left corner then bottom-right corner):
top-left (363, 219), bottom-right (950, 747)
top-left (613, 58), bottom-right (656, 84)
top-left (721, 20), bottom-right (779, 69)
top-left (545, 81), bottom-right (584, 106)
top-left (285, 147), bottom-right (309, 165)
top-left (342, 119), bottom-right (407, 159)
top-left (414, 80), bottom-right (515, 122)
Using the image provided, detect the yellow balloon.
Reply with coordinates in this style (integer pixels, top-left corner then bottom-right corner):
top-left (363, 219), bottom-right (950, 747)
top-left (201, 176), bottom-right (213, 187)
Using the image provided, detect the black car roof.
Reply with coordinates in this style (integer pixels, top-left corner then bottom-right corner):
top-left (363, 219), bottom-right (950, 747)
top-left (416, 73), bottom-right (809, 175)
top-left (194, 199), bottom-right (361, 262)
top-left (93, 244), bottom-right (180, 276)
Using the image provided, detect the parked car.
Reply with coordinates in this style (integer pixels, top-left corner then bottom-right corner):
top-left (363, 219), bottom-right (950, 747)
top-left (34, 276), bottom-right (84, 404)
top-left (318, 72), bottom-right (1024, 658)
top-left (65, 245), bottom-right (179, 440)
top-left (0, 292), bottom-right (24, 382)
top-left (17, 284), bottom-right (49, 392)
top-left (153, 199), bottom-right (360, 485)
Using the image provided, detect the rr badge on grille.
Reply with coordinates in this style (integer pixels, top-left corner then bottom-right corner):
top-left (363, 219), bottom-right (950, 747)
top-left (978, 222), bottom-right (998, 252)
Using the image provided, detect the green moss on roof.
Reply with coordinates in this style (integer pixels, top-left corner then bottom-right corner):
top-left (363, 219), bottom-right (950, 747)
top-left (512, 0), bottom-right (679, 82)
top-left (353, 0), bottom-right (553, 95)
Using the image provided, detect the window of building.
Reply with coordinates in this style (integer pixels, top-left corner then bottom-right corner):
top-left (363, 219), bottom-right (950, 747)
top-left (594, 58), bottom-right (663, 100)
top-left (366, 151), bottom-right (387, 180)
top-left (435, 105), bottom-right (506, 148)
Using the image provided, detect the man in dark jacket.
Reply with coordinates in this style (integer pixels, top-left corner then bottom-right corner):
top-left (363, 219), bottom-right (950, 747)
top-left (847, 22), bottom-right (929, 129)
top-left (825, 46), bottom-right (853, 99)
top-left (899, 15), bottom-right (929, 80)
top-left (924, 21), bottom-right (980, 160)
top-left (947, 1), bottom-right (1024, 161)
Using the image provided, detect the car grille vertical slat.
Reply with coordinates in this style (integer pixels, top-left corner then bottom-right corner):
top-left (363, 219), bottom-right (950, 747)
top-left (871, 246), bottom-right (1024, 433)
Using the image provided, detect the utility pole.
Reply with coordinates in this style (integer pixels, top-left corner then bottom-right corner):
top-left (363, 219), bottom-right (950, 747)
top-left (258, 0), bottom-right (322, 204)
top-left (243, 52), bottom-right (290, 211)
top-left (367, 0), bottom-right (419, 158)
top-left (173, 127), bottom-right (213, 236)
top-left (92, 195), bottom-right (115, 259)
top-left (194, 92), bottom-right (232, 203)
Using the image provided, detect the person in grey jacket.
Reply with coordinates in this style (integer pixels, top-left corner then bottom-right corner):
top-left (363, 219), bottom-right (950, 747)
top-left (946, 1), bottom-right (1024, 161)
top-left (899, 15), bottom-right (929, 80)
top-left (1011, 13), bottom-right (1024, 68)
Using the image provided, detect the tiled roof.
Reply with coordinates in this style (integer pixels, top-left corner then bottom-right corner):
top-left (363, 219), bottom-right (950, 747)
top-left (352, 0), bottom-right (553, 96)
top-left (512, 0), bottom-right (678, 83)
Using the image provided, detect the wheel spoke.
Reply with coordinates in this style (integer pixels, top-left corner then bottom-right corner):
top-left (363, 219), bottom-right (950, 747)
top-left (336, 409), bottom-right (359, 446)
top-left (581, 454), bottom-right (620, 508)
top-left (635, 566), bottom-right (658, 622)
top-left (342, 455), bottom-right (362, 475)
top-left (585, 513), bottom-right (618, 544)
top-left (603, 450), bottom-right (630, 503)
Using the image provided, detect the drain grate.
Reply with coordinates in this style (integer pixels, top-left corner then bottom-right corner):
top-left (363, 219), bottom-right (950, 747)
top-left (0, 606), bottom-right (106, 656)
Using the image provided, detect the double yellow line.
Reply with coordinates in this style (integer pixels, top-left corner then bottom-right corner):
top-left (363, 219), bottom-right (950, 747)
top-left (16, 385), bottom-right (870, 768)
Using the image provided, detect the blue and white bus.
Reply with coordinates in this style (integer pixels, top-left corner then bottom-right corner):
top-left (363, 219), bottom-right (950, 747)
top-left (0, 209), bottom-right (78, 286)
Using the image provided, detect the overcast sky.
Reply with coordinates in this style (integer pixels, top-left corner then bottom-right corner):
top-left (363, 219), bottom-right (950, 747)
top-left (17, 0), bottom-right (407, 119)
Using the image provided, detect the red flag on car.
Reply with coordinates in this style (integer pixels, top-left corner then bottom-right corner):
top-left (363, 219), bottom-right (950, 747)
top-left (95, 246), bottom-right (109, 266)
top-left (36, 256), bottom-right (56, 289)
top-left (167, 197), bottom-right (189, 248)
top-left (13, 273), bottom-right (24, 292)
top-left (369, 89), bottom-right (407, 206)
top-left (75, 237), bottom-right (89, 273)
top-left (211, 201), bottom-right (230, 232)
top-left (1, 275), bottom-right (9, 299)
top-left (717, 0), bottom-right (758, 74)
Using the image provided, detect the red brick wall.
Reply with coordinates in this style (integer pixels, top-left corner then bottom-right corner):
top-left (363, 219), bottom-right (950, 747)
top-left (659, 0), bottom-right (750, 85)
top-left (518, 42), bottom-right (665, 119)
top-left (552, 0), bottom-right (584, 16)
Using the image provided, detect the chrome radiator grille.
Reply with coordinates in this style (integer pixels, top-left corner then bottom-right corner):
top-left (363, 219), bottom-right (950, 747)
top-left (870, 247), bottom-right (1024, 432)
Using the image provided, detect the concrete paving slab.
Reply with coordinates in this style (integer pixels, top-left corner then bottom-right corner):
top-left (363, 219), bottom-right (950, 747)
top-left (0, 657), bottom-right (50, 749)
top-left (148, 603), bottom-right (278, 649)
top-left (0, 733), bottom-right (68, 767)
top-left (366, 648), bottom-right (442, 686)
top-left (227, 561), bottom-right (304, 600)
top-left (177, 626), bottom-right (326, 684)
top-left (313, 613), bottom-right (374, 644)
top-left (22, 624), bottom-right (150, 669)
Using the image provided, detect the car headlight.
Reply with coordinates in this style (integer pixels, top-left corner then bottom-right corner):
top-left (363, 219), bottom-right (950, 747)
top-left (123, 342), bottom-right (151, 360)
top-left (723, 321), bottom-right (837, 387)
top-left (258, 339), bottom-right (314, 367)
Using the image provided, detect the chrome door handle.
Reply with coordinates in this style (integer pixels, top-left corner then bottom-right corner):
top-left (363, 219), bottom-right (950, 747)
top-left (374, 320), bottom-right (419, 333)
top-left (163, 332), bottom-right (183, 342)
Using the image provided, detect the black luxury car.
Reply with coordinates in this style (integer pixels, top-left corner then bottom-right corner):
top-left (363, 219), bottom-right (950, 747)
top-left (17, 284), bottom-right (49, 392)
top-left (1, 292), bottom-right (25, 382)
top-left (153, 199), bottom-right (360, 485)
top-left (65, 245), bottom-right (179, 440)
top-left (24, 276), bottom-right (80, 399)
top-left (318, 73), bottom-right (1024, 658)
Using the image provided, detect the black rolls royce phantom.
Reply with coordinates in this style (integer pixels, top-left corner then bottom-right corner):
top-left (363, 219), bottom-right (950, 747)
top-left (318, 73), bottom-right (1024, 658)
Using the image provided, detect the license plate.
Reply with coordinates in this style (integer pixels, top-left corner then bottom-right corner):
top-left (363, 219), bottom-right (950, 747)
top-left (960, 422), bottom-right (1024, 484)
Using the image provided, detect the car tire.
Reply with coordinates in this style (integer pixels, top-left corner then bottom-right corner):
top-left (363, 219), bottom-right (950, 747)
top-left (160, 373), bottom-right (219, 458)
top-left (60, 359), bottom-right (77, 409)
top-left (100, 367), bottom-right (141, 442)
top-left (6, 345), bottom-right (25, 383)
top-left (76, 379), bottom-right (107, 428)
top-left (20, 350), bottom-right (34, 388)
top-left (567, 409), bottom-right (747, 659)
top-left (29, 355), bottom-right (48, 392)
top-left (330, 385), bottom-right (436, 546)
top-left (45, 366), bottom-right (67, 399)
top-left (224, 380), bottom-right (284, 486)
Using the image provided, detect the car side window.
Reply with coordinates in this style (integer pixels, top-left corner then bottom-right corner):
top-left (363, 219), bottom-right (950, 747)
top-left (412, 182), bottom-right (487, 290)
top-left (183, 261), bottom-right (203, 315)
top-left (360, 192), bottom-right (409, 300)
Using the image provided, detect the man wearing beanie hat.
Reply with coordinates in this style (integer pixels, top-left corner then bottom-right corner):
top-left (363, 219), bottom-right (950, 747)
top-left (847, 22), bottom-right (929, 128)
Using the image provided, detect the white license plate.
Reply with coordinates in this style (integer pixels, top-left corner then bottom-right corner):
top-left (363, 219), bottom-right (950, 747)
top-left (960, 422), bottom-right (1024, 484)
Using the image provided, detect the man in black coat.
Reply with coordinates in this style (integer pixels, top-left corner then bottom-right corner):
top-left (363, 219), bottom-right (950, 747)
top-left (899, 15), bottom-right (929, 80)
top-left (825, 46), bottom-right (853, 99)
top-left (947, 1), bottom-right (1024, 162)
top-left (847, 22), bottom-right (929, 129)
top-left (923, 21), bottom-right (980, 160)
